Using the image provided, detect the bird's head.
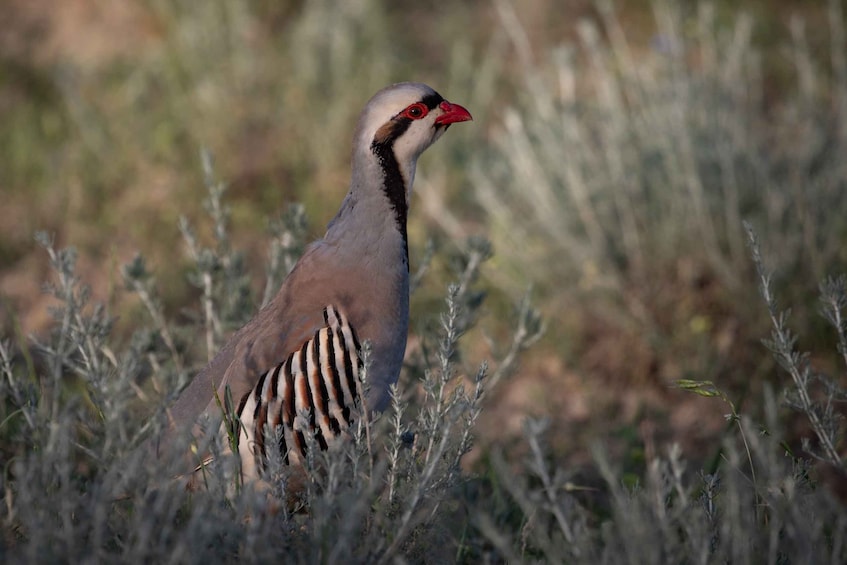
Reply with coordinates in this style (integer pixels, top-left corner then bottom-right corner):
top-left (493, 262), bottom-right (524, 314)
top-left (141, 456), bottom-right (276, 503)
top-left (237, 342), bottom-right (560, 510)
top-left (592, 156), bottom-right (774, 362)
top-left (354, 82), bottom-right (472, 190)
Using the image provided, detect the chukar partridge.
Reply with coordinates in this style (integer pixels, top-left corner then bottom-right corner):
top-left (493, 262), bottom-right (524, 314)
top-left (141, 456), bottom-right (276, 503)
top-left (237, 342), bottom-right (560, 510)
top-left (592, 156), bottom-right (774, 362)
top-left (162, 82), bottom-right (472, 480)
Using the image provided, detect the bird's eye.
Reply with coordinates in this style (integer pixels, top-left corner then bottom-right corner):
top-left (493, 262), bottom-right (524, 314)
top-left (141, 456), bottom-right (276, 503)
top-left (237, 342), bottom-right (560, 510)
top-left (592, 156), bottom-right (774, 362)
top-left (402, 103), bottom-right (428, 120)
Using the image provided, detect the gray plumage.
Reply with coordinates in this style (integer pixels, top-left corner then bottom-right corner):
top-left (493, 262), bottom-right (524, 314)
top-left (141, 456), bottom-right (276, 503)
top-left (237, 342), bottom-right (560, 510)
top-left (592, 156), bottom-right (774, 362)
top-left (161, 82), bottom-right (472, 479)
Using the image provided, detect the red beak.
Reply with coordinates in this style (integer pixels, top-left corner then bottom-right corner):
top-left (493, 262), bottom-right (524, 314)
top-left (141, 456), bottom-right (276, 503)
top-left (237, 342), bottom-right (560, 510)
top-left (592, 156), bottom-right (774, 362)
top-left (435, 100), bottom-right (473, 126)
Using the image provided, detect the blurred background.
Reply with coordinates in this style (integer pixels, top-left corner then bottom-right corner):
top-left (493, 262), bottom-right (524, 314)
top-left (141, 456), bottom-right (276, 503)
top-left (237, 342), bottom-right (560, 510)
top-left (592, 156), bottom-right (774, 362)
top-left (2, 0), bottom-right (846, 483)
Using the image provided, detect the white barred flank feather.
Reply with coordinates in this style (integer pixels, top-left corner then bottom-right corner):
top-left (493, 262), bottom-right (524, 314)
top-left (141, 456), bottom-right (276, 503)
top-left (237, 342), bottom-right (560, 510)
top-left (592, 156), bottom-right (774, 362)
top-left (234, 306), bottom-right (362, 478)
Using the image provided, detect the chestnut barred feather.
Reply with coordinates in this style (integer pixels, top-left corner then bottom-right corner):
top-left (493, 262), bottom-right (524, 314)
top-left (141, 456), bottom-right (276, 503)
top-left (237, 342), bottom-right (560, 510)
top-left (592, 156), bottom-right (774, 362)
top-left (235, 306), bottom-right (362, 477)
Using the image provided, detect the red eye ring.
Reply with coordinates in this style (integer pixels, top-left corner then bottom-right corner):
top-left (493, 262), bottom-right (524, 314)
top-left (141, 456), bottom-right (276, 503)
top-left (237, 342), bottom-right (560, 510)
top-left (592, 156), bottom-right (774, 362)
top-left (402, 103), bottom-right (428, 120)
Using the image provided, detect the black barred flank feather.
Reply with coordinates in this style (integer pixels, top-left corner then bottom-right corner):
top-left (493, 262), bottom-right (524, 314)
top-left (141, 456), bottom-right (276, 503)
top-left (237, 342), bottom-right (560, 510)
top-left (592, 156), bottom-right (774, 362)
top-left (236, 305), bottom-right (361, 474)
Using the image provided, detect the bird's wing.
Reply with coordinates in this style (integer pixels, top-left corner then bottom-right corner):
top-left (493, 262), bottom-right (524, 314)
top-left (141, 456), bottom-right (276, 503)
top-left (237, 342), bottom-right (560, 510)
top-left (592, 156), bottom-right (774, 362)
top-left (164, 243), bottom-right (338, 448)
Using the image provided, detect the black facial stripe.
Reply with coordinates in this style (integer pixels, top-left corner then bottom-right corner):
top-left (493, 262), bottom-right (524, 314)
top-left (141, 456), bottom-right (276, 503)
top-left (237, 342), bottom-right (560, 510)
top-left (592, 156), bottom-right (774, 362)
top-left (371, 139), bottom-right (410, 263)
top-left (387, 93), bottom-right (443, 130)
top-left (369, 93), bottom-right (444, 266)
top-left (420, 92), bottom-right (443, 111)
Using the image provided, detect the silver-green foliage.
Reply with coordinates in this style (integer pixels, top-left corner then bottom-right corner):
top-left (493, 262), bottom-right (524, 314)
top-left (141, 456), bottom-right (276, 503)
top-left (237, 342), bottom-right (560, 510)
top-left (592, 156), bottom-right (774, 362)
top-left (476, 0), bottom-right (847, 301)
top-left (0, 167), bottom-right (538, 562)
top-left (3, 159), bottom-right (847, 564)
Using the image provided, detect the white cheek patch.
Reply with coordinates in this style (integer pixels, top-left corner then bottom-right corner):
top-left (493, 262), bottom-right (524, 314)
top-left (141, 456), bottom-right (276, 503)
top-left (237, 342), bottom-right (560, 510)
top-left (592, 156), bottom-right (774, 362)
top-left (393, 122), bottom-right (427, 156)
top-left (393, 121), bottom-right (436, 184)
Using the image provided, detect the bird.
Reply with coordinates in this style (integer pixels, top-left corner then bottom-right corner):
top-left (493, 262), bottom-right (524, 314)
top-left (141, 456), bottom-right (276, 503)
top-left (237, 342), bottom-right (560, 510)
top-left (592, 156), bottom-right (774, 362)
top-left (160, 82), bottom-right (472, 481)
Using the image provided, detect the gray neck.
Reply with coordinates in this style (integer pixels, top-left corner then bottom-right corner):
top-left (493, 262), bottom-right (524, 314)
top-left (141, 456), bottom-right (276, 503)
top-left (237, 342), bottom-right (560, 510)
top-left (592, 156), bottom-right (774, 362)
top-left (324, 147), bottom-right (414, 270)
